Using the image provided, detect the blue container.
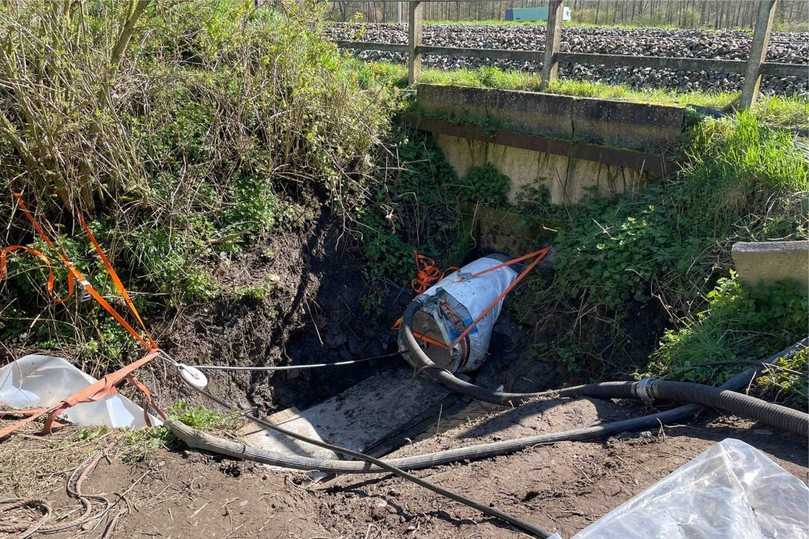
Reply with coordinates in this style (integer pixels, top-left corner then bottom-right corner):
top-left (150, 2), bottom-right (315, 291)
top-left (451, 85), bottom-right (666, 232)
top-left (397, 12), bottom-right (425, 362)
top-left (511, 7), bottom-right (549, 21)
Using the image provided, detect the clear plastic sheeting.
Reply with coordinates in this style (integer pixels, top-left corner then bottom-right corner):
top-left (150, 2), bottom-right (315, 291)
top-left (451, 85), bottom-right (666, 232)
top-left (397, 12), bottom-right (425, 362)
top-left (0, 354), bottom-right (156, 429)
top-left (574, 438), bottom-right (809, 539)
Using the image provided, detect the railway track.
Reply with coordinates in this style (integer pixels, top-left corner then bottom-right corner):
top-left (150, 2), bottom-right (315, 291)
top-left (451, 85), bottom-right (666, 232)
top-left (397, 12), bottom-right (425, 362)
top-left (328, 23), bottom-right (809, 95)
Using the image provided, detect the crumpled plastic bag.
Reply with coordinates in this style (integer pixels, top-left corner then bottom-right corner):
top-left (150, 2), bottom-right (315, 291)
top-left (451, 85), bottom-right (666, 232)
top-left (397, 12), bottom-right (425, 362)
top-left (574, 438), bottom-right (808, 539)
top-left (0, 354), bottom-right (156, 429)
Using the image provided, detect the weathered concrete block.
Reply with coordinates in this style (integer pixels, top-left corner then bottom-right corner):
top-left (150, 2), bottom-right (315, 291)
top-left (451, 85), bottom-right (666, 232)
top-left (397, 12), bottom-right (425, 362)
top-left (417, 84), bottom-right (573, 139)
top-left (731, 241), bottom-right (809, 293)
top-left (570, 98), bottom-right (684, 149)
top-left (417, 84), bottom-right (685, 150)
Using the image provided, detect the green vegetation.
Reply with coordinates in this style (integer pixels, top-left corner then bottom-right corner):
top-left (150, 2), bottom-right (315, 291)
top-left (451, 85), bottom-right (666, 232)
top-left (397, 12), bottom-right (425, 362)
top-left (122, 401), bottom-right (240, 462)
top-left (647, 274), bottom-right (807, 407)
top-left (363, 62), bottom-right (808, 129)
top-left (509, 112), bottom-right (807, 381)
top-left (359, 131), bottom-right (515, 290)
top-left (370, 100), bottom-right (807, 403)
top-left (0, 1), bottom-right (395, 373)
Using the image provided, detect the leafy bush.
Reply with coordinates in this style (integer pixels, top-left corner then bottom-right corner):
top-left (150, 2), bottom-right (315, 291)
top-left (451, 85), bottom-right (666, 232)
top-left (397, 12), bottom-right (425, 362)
top-left (461, 164), bottom-right (511, 206)
top-left (509, 110), bottom-right (808, 385)
top-left (549, 112), bottom-right (808, 310)
top-left (360, 130), bottom-right (460, 284)
top-left (0, 1), bottom-right (396, 361)
top-left (359, 130), bottom-right (516, 286)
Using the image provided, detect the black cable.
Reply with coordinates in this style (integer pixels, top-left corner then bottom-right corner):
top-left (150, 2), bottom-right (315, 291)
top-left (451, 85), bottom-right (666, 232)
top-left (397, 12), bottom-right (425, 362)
top-left (184, 387), bottom-right (555, 538)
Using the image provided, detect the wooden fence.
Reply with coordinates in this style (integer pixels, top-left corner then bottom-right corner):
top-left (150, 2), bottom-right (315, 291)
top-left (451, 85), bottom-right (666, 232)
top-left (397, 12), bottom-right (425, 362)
top-left (334, 0), bottom-right (807, 109)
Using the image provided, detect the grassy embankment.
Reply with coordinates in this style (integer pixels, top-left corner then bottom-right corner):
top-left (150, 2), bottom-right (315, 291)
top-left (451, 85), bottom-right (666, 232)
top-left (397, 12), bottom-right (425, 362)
top-left (364, 61), bottom-right (809, 130)
top-left (0, 1), bottom-right (395, 374)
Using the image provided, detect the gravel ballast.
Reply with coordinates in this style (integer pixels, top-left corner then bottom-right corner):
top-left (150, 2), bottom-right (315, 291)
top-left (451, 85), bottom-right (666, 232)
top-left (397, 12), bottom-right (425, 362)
top-left (327, 24), bottom-right (809, 95)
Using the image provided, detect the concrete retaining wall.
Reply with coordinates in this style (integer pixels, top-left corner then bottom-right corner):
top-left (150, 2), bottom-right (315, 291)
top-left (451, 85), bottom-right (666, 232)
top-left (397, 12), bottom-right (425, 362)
top-left (731, 241), bottom-right (809, 293)
top-left (437, 133), bottom-right (645, 205)
top-left (416, 84), bottom-right (685, 151)
top-left (415, 84), bottom-right (684, 206)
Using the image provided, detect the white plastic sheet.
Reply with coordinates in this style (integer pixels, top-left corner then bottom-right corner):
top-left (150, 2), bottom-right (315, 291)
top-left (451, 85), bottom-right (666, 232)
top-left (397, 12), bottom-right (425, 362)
top-left (574, 438), bottom-right (809, 539)
top-left (0, 354), bottom-right (156, 429)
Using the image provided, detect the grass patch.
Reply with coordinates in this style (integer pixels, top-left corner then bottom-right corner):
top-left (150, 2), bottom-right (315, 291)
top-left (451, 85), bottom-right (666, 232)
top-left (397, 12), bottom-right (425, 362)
top-left (365, 62), bottom-right (808, 130)
top-left (753, 95), bottom-right (809, 131)
top-left (122, 401), bottom-right (241, 462)
top-left (646, 274), bottom-right (807, 393)
top-left (546, 79), bottom-right (738, 109)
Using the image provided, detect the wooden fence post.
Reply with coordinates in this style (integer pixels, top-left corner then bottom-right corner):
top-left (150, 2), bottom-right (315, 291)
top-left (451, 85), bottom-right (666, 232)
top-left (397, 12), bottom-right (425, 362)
top-left (740, 0), bottom-right (777, 109)
top-left (540, 0), bottom-right (563, 91)
top-left (408, 1), bottom-right (423, 86)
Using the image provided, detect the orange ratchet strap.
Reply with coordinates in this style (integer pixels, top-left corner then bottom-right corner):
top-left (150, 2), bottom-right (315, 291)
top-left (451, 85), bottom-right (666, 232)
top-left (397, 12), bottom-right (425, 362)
top-left (0, 244), bottom-right (75, 303)
top-left (450, 246), bottom-right (551, 347)
top-left (0, 192), bottom-right (164, 440)
top-left (0, 350), bottom-right (161, 440)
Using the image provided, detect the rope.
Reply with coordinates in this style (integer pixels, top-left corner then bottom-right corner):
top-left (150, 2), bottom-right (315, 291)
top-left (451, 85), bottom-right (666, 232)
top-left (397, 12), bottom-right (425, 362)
top-left (411, 251), bottom-right (457, 294)
top-left (190, 351), bottom-right (400, 371)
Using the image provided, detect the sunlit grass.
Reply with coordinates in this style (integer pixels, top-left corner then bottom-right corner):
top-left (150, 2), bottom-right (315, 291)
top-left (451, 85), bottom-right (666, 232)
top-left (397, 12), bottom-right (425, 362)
top-left (364, 61), bottom-right (808, 129)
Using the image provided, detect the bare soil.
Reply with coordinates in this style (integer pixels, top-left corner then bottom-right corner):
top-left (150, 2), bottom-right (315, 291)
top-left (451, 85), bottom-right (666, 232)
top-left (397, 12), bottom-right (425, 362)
top-left (2, 396), bottom-right (805, 538)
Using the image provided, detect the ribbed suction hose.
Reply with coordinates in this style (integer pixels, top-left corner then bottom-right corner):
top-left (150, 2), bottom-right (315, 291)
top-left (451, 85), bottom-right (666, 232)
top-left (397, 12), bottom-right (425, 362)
top-left (557, 378), bottom-right (808, 436)
top-left (400, 297), bottom-right (553, 404)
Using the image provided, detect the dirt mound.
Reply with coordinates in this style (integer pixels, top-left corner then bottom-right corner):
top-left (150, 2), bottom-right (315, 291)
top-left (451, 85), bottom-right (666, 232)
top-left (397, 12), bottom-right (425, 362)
top-left (148, 210), bottom-right (407, 413)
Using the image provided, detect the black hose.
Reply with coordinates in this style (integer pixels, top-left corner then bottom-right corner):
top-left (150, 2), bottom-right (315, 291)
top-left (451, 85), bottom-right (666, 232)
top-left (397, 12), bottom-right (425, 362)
top-left (175, 388), bottom-right (555, 538)
top-left (168, 344), bottom-right (799, 474)
top-left (402, 296), bottom-right (809, 432)
top-left (559, 378), bottom-right (809, 436)
top-left (168, 340), bottom-right (806, 537)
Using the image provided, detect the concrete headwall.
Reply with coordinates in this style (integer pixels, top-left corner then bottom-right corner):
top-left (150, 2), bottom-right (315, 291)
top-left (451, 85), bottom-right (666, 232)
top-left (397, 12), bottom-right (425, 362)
top-left (415, 84), bottom-right (684, 206)
top-left (731, 241), bottom-right (809, 293)
top-left (437, 134), bottom-right (645, 205)
top-left (417, 84), bottom-right (685, 151)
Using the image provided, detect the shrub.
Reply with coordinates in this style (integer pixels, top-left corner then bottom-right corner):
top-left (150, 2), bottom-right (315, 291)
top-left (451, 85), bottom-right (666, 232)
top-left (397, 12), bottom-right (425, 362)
top-left (0, 0), bottom-right (396, 363)
top-left (509, 110), bottom-right (808, 385)
top-left (647, 274), bottom-right (808, 391)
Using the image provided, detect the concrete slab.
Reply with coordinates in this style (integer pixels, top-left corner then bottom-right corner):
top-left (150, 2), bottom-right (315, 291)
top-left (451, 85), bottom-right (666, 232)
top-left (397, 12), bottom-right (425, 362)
top-left (243, 367), bottom-right (450, 464)
top-left (731, 241), bottom-right (809, 292)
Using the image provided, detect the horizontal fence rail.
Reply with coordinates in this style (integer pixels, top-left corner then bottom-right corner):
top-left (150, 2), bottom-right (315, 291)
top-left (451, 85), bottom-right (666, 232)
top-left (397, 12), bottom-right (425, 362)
top-left (335, 0), bottom-right (798, 109)
top-left (335, 41), bottom-right (808, 78)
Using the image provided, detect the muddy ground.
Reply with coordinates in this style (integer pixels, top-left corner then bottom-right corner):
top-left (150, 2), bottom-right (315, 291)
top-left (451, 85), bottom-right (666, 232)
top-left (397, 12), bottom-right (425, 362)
top-left (1, 394), bottom-right (805, 538)
top-left (2, 209), bottom-right (806, 538)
